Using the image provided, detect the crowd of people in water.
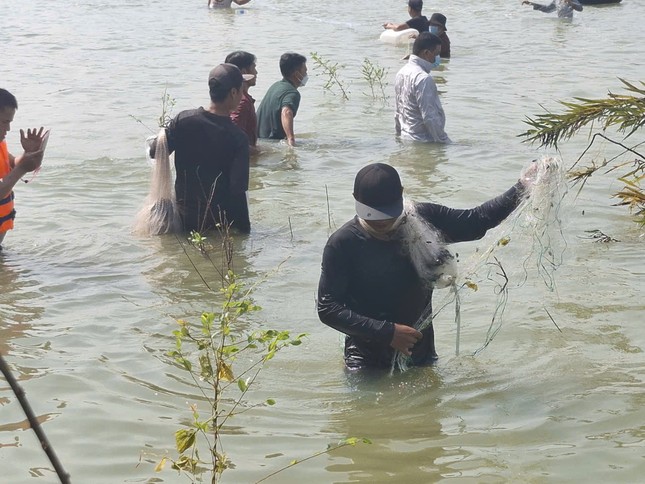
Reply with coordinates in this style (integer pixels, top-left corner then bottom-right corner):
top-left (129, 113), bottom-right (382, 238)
top-left (2, 0), bottom-right (583, 371)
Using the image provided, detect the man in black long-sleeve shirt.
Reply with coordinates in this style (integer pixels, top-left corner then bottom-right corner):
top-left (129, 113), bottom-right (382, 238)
top-left (317, 163), bottom-right (534, 371)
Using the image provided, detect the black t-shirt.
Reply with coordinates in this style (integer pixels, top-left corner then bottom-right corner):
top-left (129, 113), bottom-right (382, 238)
top-left (406, 15), bottom-right (430, 33)
top-left (317, 182), bottom-right (525, 370)
top-left (165, 108), bottom-right (250, 233)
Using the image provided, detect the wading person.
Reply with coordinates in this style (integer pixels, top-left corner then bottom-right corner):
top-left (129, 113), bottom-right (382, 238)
top-left (149, 64), bottom-right (254, 234)
top-left (522, 0), bottom-right (582, 19)
top-left (429, 13), bottom-right (451, 58)
top-left (256, 52), bottom-right (307, 147)
top-left (383, 0), bottom-right (429, 33)
top-left (395, 32), bottom-right (450, 143)
top-left (208, 0), bottom-right (251, 9)
top-left (317, 162), bottom-right (537, 371)
top-left (225, 51), bottom-right (259, 154)
top-left (0, 89), bottom-right (48, 248)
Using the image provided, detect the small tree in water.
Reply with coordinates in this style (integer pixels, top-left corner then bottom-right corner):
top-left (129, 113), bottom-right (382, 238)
top-left (154, 222), bottom-right (369, 483)
top-left (521, 78), bottom-right (645, 225)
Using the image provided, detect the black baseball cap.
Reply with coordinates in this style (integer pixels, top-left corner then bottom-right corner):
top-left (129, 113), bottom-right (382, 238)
top-left (208, 63), bottom-right (254, 91)
top-left (429, 13), bottom-right (447, 30)
top-left (353, 163), bottom-right (404, 220)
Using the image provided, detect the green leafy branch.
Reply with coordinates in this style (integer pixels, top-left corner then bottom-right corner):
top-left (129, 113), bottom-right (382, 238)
top-left (310, 51), bottom-right (351, 101)
top-left (361, 58), bottom-right (389, 102)
top-left (521, 78), bottom-right (645, 149)
top-left (254, 437), bottom-right (372, 484)
top-left (520, 78), bottom-right (645, 225)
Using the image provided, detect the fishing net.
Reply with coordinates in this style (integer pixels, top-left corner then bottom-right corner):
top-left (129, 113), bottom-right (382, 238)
top-left (391, 156), bottom-right (568, 372)
top-left (133, 129), bottom-right (182, 236)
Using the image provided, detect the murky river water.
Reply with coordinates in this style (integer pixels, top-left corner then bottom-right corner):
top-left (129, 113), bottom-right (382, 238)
top-left (1, 0), bottom-right (643, 482)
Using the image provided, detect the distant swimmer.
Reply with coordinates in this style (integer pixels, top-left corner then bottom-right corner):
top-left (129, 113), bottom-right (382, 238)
top-left (522, 0), bottom-right (583, 19)
top-left (0, 89), bottom-right (49, 248)
top-left (208, 0), bottom-right (251, 9)
top-left (383, 0), bottom-right (429, 33)
top-left (256, 53), bottom-right (308, 147)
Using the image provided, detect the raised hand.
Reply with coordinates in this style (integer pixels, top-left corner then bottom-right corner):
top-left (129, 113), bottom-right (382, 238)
top-left (20, 127), bottom-right (47, 153)
top-left (519, 159), bottom-right (540, 188)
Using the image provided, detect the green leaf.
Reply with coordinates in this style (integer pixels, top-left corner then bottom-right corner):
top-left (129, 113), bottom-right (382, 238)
top-left (237, 378), bottom-right (248, 392)
top-left (266, 399), bottom-right (276, 406)
top-left (175, 429), bottom-right (196, 453)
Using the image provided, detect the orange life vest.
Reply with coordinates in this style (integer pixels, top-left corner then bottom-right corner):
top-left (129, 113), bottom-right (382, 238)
top-left (0, 140), bottom-right (16, 232)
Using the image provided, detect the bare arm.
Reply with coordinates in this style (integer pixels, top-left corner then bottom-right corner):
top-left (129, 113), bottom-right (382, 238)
top-left (383, 22), bottom-right (410, 31)
top-left (281, 106), bottom-right (296, 146)
top-left (1, 150), bottom-right (44, 199)
top-left (233, 0), bottom-right (251, 5)
top-left (1, 128), bottom-right (48, 197)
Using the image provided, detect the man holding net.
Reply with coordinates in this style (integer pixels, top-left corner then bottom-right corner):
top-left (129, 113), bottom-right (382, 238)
top-left (146, 64), bottom-right (254, 235)
top-left (317, 162), bottom-right (538, 371)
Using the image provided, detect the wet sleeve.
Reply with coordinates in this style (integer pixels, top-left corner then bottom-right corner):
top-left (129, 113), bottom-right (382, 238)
top-left (229, 134), bottom-right (249, 193)
top-left (405, 17), bottom-right (421, 31)
top-left (416, 76), bottom-right (450, 143)
top-left (224, 134), bottom-right (250, 232)
top-left (317, 242), bottom-right (395, 345)
top-left (417, 182), bottom-right (526, 243)
top-left (442, 35), bottom-right (451, 58)
top-left (532, 1), bottom-right (557, 13)
top-left (281, 91), bottom-right (301, 117)
top-left (148, 121), bottom-right (176, 159)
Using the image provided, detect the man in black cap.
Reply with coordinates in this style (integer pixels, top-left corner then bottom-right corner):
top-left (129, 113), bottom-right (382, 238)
top-left (150, 63), bottom-right (254, 233)
top-left (429, 13), bottom-right (451, 58)
top-left (317, 162), bottom-right (536, 371)
top-left (383, 0), bottom-right (429, 33)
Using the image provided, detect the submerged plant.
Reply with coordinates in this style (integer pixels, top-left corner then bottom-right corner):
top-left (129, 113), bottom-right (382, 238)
top-left (361, 58), bottom-right (389, 101)
top-left (129, 87), bottom-right (177, 133)
top-left (154, 222), bottom-right (369, 483)
top-left (520, 78), bottom-right (645, 225)
top-left (310, 51), bottom-right (351, 101)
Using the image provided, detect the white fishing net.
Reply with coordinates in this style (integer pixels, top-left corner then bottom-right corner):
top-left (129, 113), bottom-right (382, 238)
top-left (133, 129), bottom-right (182, 236)
top-left (391, 156), bottom-right (568, 372)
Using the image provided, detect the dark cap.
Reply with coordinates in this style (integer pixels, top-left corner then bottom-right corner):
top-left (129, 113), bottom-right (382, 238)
top-left (429, 13), bottom-right (447, 30)
top-left (353, 163), bottom-right (404, 220)
top-left (408, 0), bottom-right (423, 11)
top-left (208, 63), bottom-right (255, 92)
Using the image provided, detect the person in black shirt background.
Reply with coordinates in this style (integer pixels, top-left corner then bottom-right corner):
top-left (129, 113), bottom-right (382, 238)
top-left (149, 64), bottom-right (254, 234)
top-left (383, 0), bottom-right (429, 33)
top-left (317, 162), bottom-right (537, 371)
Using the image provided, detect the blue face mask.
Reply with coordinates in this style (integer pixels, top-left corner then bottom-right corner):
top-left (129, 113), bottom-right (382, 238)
top-left (430, 25), bottom-right (440, 35)
top-left (431, 54), bottom-right (441, 69)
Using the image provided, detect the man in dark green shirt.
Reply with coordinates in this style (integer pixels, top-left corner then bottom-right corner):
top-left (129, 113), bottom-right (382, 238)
top-left (256, 52), bottom-right (307, 146)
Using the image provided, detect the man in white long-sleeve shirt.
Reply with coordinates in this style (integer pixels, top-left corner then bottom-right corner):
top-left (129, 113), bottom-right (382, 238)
top-left (394, 32), bottom-right (450, 143)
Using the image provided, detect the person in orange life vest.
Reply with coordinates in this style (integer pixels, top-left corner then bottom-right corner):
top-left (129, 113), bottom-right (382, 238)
top-left (0, 89), bottom-right (48, 247)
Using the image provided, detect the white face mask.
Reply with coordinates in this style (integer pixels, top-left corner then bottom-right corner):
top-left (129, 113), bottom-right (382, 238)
top-left (299, 74), bottom-right (309, 87)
